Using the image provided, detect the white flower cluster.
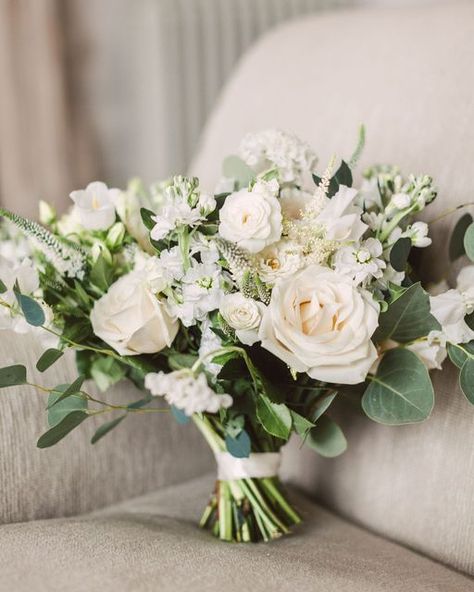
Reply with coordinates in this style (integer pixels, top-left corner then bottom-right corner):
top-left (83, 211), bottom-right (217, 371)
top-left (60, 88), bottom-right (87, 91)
top-left (144, 370), bottom-right (232, 416)
top-left (239, 129), bottom-right (317, 184)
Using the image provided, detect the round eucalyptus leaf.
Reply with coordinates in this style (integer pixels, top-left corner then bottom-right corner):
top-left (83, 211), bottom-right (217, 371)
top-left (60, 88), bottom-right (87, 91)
top-left (307, 415), bottom-right (347, 458)
top-left (460, 359), bottom-right (474, 405)
top-left (463, 222), bottom-right (474, 261)
top-left (225, 429), bottom-right (251, 458)
top-left (0, 365), bottom-right (27, 388)
top-left (449, 213), bottom-right (473, 261)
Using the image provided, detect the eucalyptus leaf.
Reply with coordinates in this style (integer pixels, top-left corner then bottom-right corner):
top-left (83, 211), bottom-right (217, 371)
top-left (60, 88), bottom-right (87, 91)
top-left (225, 429), bottom-right (251, 458)
top-left (256, 395), bottom-right (292, 439)
top-left (37, 410), bottom-right (88, 448)
top-left (0, 279), bottom-right (6, 294)
top-left (308, 392), bottom-right (338, 423)
top-left (374, 282), bottom-right (441, 343)
top-left (222, 155), bottom-right (254, 187)
top-left (290, 410), bottom-right (314, 436)
top-left (36, 348), bottom-right (64, 373)
top-left (171, 405), bottom-right (190, 424)
top-left (0, 364), bottom-right (27, 388)
top-left (48, 375), bottom-right (85, 408)
top-left (390, 237), bottom-right (411, 272)
top-left (447, 342), bottom-right (474, 369)
top-left (15, 293), bottom-right (45, 327)
top-left (449, 213), bottom-right (472, 261)
top-left (460, 359), bottom-right (474, 404)
top-left (47, 390), bottom-right (87, 427)
top-left (306, 415), bottom-right (347, 457)
top-left (91, 415), bottom-right (126, 444)
top-left (463, 222), bottom-right (474, 261)
top-left (362, 348), bottom-right (434, 424)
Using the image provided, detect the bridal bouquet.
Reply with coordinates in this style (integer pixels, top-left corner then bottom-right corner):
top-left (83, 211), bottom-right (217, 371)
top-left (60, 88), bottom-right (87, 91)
top-left (1, 128), bottom-right (473, 542)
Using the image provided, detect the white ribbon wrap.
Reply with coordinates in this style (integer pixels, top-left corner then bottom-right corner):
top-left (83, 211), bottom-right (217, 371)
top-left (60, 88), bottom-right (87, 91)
top-left (215, 451), bottom-right (281, 481)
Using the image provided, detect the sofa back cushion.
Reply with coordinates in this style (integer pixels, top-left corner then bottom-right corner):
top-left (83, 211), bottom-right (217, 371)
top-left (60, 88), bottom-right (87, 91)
top-left (190, 3), bottom-right (474, 574)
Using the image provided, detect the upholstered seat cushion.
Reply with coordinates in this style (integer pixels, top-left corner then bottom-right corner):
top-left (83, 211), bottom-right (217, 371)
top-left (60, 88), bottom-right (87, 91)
top-left (0, 475), bottom-right (471, 592)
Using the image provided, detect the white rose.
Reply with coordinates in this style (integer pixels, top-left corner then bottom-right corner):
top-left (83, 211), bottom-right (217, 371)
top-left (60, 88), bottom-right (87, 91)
top-left (220, 293), bottom-right (266, 346)
top-left (259, 265), bottom-right (379, 384)
top-left (90, 270), bottom-right (178, 356)
top-left (70, 181), bottom-right (119, 231)
top-left (315, 185), bottom-right (367, 242)
top-left (257, 240), bottom-right (303, 284)
top-left (218, 180), bottom-right (282, 253)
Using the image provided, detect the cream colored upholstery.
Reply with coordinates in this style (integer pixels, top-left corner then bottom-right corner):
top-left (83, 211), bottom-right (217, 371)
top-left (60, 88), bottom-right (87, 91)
top-left (190, 1), bottom-right (474, 575)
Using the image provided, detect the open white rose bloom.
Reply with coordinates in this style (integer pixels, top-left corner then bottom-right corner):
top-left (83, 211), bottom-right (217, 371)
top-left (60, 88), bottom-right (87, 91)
top-left (1, 128), bottom-right (473, 543)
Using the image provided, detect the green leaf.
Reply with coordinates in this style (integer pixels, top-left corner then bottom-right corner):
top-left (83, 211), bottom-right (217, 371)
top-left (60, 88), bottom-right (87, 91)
top-left (460, 359), bottom-right (474, 404)
top-left (0, 364), bottom-right (27, 388)
top-left (90, 256), bottom-right (114, 292)
top-left (390, 237), bottom-right (411, 272)
top-left (90, 357), bottom-right (125, 392)
top-left (308, 392), bottom-right (338, 423)
top-left (290, 410), bottom-right (314, 436)
top-left (167, 353), bottom-right (198, 371)
top-left (15, 293), bottom-right (45, 326)
top-left (466, 312), bottom-right (474, 331)
top-left (306, 415), bottom-right (347, 457)
top-left (140, 207), bottom-right (156, 231)
top-left (47, 389), bottom-right (87, 427)
top-left (374, 282), bottom-right (441, 343)
top-left (463, 222), bottom-right (474, 261)
top-left (362, 348), bottom-right (434, 425)
top-left (91, 415), bottom-right (126, 444)
top-left (312, 160), bottom-right (353, 197)
top-left (73, 280), bottom-right (92, 308)
top-left (449, 213), bottom-right (472, 261)
top-left (170, 405), bottom-right (190, 424)
top-left (0, 278), bottom-right (7, 294)
top-left (222, 155), bottom-right (254, 187)
top-left (256, 395), bottom-right (292, 440)
top-left (37, 410), bottom-right (88, 448)
top-left (48, 375), bottom-right (85, 408)
top-left (36, 348), bottom-right (64, 372)
top-left (225, 429), bottom-right (251, 458)
top-left (447, 341), bottom-right (474, 369)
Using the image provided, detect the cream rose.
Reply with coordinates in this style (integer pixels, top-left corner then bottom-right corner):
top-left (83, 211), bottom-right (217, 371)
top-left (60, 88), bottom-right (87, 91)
top-left (220, 293), bottom-right (266, 346)
top-left (218, 180), bottom-right (282, 253)
top-left (90, 270), bottom-right (178, 356)
top-left (259, 265), bottom-right (379, 384)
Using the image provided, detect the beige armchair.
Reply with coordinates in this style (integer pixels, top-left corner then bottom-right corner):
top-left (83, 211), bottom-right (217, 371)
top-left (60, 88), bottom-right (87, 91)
top-left (0, 3), bottom-right (473, 590)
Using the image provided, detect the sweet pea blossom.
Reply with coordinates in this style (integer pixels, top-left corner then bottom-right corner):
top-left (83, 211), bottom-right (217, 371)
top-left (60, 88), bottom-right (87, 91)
top-left (70, 182), bottom-right (119, 231)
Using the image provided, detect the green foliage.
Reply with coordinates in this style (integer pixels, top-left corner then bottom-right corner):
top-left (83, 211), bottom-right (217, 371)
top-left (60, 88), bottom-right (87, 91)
top-left (36, 348), bottom-right (64, 373)
top-left (307, 392), bottom-right (338, 423)
top-left (374, 283), bottom-right (441, 343)
top-left (313, 160), bottom-right (353, 197)
top-left (362, 348), bottom-right (434, 424)
top-left (306, 415), bottom-right (347, 457)
top-left (15, 292), bottom-right (45, 327)
top-left (449, 213), bottom-right (472, 261)
top-left (390, 237), bottom-right (411, 272)
top-left (168, 352), bottom-right (199, 371)
top-left (140, 208), bottom-right (156, 231)
top-left (171, 405), bottom-right (190, 424)
top-left (225, 429), bottom-right (251, 458)
top-left (460, 359), bottom-right (474, 404)
top-left (0, 365), bottom-right (27, 388)
top-left (256, 395), bottom-right (292, 440)
top-left (37, 410), bottom-right (88, 448)
top-left (90, 357), bottom-right (125, 392)
top-left (222, 155), bottom-right (254, 188)
top-left (48, 375), bottom-right (85, 408)
top-left (0, 279), bottom-right (6, 294)
top-left (447, 342), bottom-right (474, 369)
top-left (463, 222), bottom-right (474, 261)
top-left (91, 415), bottom-right (126, 444)
top-left (90, 255), bottom-right (114, 292)
top-left (47, 389), bottom-right (87, 427)
top-left (290, 411), bottom-right (314, 436)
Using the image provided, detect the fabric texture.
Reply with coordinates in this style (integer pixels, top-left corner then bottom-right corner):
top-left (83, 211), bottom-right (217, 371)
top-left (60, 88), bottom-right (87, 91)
top-left (0, 331), bottom-right (214, 525)
top-left (190, 2), bottom-right (474, 574)
top-left (0, 475), bottom-right (472, 592)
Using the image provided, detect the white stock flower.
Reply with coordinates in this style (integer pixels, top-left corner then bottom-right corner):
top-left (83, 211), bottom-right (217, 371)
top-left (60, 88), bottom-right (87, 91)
top-left (238, 129), bottom-right (317, 184)
top-left (257, 240), bottom-right (303, 284)
top-left (333, 238), bottom-right (386, 286)
top-left (429, 265), bottom-right (474, 344)
top-left (218, 179), bottom-right (282, 253)
top-left (70, 182), bottom-right (119, 231)
top-left (169, 261), bottom-right (224, 326)
top-left (198, 320), bottom-right (223, 377)
top-left (145, 370), bottom-right (232, 416)
top-left (90, 269), bottom-right (178, 356)
top-left (390, 192), bottom-right (411, 210)
top-left (315, 186), bottom-right (367, 242)
top-left (220, 292), bottom-right (266, 346)
top-left (402, 221), bottom-right (432, 248)
top-left (259, 265), bottom-right (379, 384)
